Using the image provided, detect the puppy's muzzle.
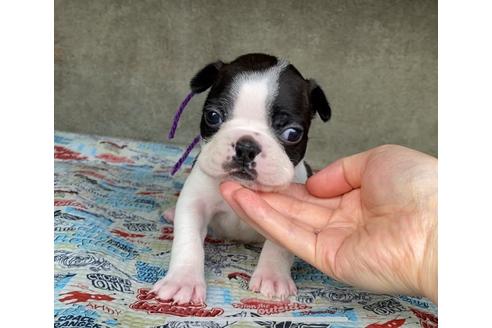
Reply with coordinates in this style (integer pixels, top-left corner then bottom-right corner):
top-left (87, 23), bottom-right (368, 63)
top-left (222, 135), bottom-right (261, 181)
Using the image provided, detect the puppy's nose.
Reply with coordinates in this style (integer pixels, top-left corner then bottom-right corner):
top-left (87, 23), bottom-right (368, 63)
top-left (234, 136), bottom-right (261, 165)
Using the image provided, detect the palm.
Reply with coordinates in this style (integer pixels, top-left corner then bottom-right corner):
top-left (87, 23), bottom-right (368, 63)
top-left (317, 185), bottom-right (422, 295)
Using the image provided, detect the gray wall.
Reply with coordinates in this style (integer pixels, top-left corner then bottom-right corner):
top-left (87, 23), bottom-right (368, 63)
top-left (55, 0), bottom-right (437, 168)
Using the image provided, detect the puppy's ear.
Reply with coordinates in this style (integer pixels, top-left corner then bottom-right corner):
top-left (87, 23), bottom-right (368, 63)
top-left (308, 79), bottom-right (331, 122)
top-left (190, 61), bottom-right (224, 93)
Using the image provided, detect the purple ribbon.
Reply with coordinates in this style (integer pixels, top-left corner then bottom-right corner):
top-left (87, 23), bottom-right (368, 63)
top-left (168, 91), bottom-right (195, 139)
top-left (167, 91), bottom-right (201, 175)
top-left (170, 134), bottom-right (201, 175)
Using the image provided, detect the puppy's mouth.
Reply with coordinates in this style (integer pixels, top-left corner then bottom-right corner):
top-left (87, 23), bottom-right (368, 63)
top-left (229, 169), bottom-right (256, 181)
top-left (226, 175), bottom-right (286, 192)
top-left (222, 161), bottom-right (258, 182)
top-left (221, 162), bottom-right (287, 192)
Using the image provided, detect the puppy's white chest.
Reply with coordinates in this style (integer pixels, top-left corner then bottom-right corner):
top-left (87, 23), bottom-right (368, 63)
top-left (208, 201), bottom-right (264, 243)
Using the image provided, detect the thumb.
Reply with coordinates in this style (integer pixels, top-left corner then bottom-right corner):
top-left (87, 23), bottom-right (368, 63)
top-left (307, 149), bottom-right (374, 198)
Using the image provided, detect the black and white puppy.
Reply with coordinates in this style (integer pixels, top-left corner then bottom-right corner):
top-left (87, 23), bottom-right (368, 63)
top-left (152, 53), bottom-right (331, 304)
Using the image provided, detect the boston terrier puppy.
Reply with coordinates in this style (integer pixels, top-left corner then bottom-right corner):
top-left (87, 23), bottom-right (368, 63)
top-left (152, 53), bottom-right (331, 304)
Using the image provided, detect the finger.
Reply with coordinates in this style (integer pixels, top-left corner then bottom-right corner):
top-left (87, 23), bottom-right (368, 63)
top-left (231, 187), bottom-right (318, 267)
top-left (220, 181), bottom-right (277, 241)
top-left (275, 183), bottom-right (342, 209)
top-left (258, 192), bottom-right (335, 231)
top-left (220, 180), bottom-right (243, 197)
top-left (221, 181), bottom-right (324, 233)
top-left (306, 149), bottom-right (374, 198)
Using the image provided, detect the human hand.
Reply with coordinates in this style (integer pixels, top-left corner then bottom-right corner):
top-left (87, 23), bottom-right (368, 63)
top-left (220, 145), bottom-right (437, 304)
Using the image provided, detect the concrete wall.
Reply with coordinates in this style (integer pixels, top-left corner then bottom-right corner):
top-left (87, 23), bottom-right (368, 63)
top-left (55, 0), bottom-right (437, 168)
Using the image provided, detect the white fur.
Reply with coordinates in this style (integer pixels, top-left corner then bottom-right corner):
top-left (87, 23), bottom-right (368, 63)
top-left (153, 60), bottom-right (307, 303)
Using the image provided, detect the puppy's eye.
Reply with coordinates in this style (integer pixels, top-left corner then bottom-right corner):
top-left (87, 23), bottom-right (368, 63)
top-left (204, 110), bottom-right (223, 127)
top-left (280, 127), bottom-right (303, 144)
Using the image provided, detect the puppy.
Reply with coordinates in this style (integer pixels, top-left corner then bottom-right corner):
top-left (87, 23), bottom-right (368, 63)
top-left (152, 53), bottom-right (331, 304)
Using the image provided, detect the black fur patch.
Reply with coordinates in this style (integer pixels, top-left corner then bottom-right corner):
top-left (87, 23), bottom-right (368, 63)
top-left (309, 79), bottom-right (332, 122)
top-left (190, 61), bottom-right (224, 94)
top-left (270, 64), bottom-right (312, 166)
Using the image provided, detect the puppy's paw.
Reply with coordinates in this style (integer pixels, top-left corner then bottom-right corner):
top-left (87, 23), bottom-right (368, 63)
top-left (249, 268), bottom-right (297, 300)
top-left (151, 270), bottom-right (206, 305)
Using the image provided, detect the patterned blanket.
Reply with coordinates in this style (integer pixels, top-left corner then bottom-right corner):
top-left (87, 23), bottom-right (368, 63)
top-left (54, 131), bottom-right (437, 327)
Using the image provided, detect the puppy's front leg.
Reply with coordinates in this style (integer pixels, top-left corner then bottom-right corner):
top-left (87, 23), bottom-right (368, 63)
top-left (152, 187), bottom-right (210, 304)
top-left (249, 240), bottom-right (297, 300)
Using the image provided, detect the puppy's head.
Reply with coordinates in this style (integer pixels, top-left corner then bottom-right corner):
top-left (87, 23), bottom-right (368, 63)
top-left (191, 53), bottom-right (331, 191)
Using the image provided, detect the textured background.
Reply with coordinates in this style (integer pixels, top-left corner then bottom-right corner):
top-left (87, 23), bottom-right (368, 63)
top-left (54, 0), bottom-right (437, 168)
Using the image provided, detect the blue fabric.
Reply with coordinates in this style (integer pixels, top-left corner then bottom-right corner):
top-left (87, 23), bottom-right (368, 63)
top-left (54, 131), bottom-right (437, 327)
